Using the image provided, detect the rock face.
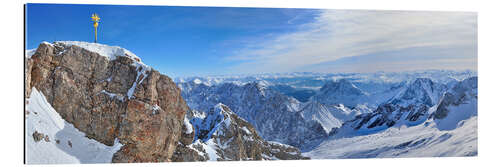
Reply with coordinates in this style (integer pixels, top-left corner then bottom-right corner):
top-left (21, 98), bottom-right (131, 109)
top-left (171, 103), bottom-right (309, 161)
top-left (26, 42), bottom-right (188, 162)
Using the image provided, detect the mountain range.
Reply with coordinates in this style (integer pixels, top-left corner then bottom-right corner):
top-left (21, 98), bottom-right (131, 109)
top-left (25, 41), bottom-right (478, 163)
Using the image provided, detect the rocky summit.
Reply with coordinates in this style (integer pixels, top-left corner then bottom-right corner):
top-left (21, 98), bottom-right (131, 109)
top-left (26, 41), bottom-right (188, 162)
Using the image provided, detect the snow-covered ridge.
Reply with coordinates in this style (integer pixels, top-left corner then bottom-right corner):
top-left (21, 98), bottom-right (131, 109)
top-left (54, 41), bottom-right (141, 62)
top-left (33, 41), bottom-right (151, 70)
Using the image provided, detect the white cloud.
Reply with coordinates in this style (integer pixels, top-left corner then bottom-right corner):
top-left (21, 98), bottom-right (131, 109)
top-left (225, 10), bottom-right (477, 73)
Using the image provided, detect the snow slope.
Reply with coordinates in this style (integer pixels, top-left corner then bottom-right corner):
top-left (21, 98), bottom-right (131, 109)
top-left (25, 88), bottom-right (122, 164)
top-left (304, 116), bottom-right (477, 158)
top-left (300, 101), bottom-right (343, 132)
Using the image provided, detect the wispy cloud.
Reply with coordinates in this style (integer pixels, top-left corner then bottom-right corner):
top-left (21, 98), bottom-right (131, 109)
top-left (224, 10), bottom-right (477, 74)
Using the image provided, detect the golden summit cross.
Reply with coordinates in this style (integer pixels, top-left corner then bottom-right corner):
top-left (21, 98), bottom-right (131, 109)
top-left (91, 13), bottom-right (100, 43)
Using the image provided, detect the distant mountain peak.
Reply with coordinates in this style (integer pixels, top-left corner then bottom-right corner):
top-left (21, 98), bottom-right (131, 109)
top-left (312, 79), bottom-right (368, 107)
top-left (320, 79), bottom-right (366, 96)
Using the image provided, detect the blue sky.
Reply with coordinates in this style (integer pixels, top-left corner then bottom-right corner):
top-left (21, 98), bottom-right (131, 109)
top-left (26, 4), bottom-right (477, 77)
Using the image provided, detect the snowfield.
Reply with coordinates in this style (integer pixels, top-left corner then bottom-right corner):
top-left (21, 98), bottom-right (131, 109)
top-left (304, 116), bottom-right (477, 159)
top-left (25, 88), bottom-right (123, 164)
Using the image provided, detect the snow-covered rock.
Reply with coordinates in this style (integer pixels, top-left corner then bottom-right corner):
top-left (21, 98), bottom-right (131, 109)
top-left (172, 104), bottom-right (309, 161)
top-left (53, 41), bottom-right (143, 63)
top-left (432, 77), bottom-right (478, 130)
top-left (335, 78), bottom-right (448, 136)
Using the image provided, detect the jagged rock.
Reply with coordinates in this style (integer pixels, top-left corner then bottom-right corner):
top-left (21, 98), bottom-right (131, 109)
top-left (172, 103), bottom-right (309, 161)
top-left (44, 135), bottom-right (50, 142)
top-left (171, 142), bottom-right (209, 162)
top-left (328, 127), bottom-right (339, 136)
top-left (32, 131), bottom-right (44, 142)
top-left (26, 41), bottom-right (189, 163)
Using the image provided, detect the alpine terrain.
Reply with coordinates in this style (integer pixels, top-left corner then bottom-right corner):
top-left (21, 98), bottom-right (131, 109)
top-left (176, 71), bottom-right (478, 157)
top-left (25, 41), bottom-right (477, 163)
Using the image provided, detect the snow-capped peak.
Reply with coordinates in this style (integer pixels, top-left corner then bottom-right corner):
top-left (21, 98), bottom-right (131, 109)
top-left (193, 78), bottom-right (203, 85)
top-left (257, 80), bottom-right (271, 87)
top-left (320, 79), bottom-right (367, 96)
top-left (25, 49), bottom-right (36, 58)
top-left (311, 79), bottom-right (369, 107)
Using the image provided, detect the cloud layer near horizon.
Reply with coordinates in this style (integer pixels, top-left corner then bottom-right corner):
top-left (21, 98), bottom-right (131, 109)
top-left (224, 10), bottom-right (477, 74)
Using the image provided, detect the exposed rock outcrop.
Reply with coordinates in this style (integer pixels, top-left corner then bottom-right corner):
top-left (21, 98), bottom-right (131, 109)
top-left (32, 131), bottom-right (45, 142)
top-left (26, 42), bottom-right (188, 162)
top-left (171, 103), bottom-right (309, 161)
